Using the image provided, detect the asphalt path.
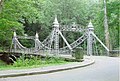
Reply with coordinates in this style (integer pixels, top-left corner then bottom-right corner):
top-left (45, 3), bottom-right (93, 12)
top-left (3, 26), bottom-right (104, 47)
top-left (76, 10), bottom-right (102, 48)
top-left (0, 56), bottom-right (119, 81)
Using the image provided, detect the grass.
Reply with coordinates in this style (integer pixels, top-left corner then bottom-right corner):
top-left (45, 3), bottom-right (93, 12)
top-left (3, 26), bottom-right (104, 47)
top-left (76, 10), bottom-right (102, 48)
top-left (0, 62), bottom-right (68, 70)
top-left (0, 60), bottom-right (6, 66)
top-left (0, 55), bottom-right (69, 70)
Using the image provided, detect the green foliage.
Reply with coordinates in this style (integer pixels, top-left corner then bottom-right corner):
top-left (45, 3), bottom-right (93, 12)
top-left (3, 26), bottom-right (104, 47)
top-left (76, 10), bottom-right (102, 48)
top-left (0, 54), bottom-right (67, 70)
top-left (13, 54), bottom-right (66, 67)
top-left (0, 60), bottom-right (6, 66)
top-left (45, 56), bottom-right (65, 64)
top-left (13, 55), bottom-right (41, 67)
top-left (92, 0), bottom-right (119, 50)
top-left (0, 0), bottom-right (42, 49)
top-left (1, 0), bottom-right (41, 23)
top-left (0, 18), bottom-right (23, 48)
top-left (107, 0), bottom-right (120, 49)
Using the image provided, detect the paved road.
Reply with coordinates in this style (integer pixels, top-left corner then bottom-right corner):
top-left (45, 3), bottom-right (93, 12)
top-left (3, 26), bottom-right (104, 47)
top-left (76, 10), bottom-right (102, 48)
top-left (0, 56), bottom-right (119, 81)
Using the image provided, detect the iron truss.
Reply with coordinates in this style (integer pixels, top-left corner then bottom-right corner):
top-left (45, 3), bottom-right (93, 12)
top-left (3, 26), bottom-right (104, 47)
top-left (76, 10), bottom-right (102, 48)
top-left (11, 16), bottom-right (109, 56)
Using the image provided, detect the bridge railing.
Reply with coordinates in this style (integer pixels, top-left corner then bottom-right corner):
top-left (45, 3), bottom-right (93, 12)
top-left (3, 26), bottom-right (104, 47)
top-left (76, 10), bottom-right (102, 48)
top-left (109, 50), bottom-right (120, 57)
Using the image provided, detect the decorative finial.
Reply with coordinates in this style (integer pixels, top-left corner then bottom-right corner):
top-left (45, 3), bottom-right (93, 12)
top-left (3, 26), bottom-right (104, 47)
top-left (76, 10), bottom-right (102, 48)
top-left (88, 19), bottom-right (93, 28)
top-left (14, 31), bottom-right (16, 37)
top-left (72, 22), bottom-right (76, 30)
top-left (72, 22), bottom-right (76, 27)
top-left (35, 32), bottom-right (39, 39)
top-left (53, 15), bottom-right (59, 28)
top-left (53, 15), bottom-right (59, 25)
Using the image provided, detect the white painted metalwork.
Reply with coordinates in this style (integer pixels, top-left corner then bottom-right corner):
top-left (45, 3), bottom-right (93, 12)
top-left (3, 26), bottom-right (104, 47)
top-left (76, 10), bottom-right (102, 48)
top-left (53, 16), bottom-right (59, 55)
top-left (60, 24), bottom-right (85, 32)
top-left (58, 30), bottom-right (72, 51)
top-left (11, 16), bottom-right (110, 56)
top-left (87, 20), bottom-right (94, 56)
top-left (91, 32), bottom-right (109, 52)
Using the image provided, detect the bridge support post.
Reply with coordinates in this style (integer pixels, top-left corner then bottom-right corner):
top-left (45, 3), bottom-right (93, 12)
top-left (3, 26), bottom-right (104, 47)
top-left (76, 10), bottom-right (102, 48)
top-left (13, 31), bottom-right (17, 52)
top-left (87, 20), bottom-right (94, 56)
top-left (35, 33), bottom-right (39, 52)
top-left (53, 16), bottom-right (59, 55)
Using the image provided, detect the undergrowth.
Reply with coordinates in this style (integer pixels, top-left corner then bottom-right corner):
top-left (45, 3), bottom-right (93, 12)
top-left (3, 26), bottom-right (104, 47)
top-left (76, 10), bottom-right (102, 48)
top-left (0, 54), bottom-right (67, 70)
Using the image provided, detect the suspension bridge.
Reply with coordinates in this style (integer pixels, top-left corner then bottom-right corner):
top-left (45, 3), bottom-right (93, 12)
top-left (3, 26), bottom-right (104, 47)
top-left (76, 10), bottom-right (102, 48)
top-left (10, 16), bottom-right (110, 57)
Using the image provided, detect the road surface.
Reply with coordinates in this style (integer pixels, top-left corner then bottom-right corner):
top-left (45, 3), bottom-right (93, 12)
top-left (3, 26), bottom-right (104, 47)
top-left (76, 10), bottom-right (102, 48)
top-left (0, 56), bottom-right (119, 81)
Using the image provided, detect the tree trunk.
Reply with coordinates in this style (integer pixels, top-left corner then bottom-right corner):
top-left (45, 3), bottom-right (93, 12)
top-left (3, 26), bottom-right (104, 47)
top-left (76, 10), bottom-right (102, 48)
top-left (0, 0), bottom-right (3, 13)
top-left (103, 0), bottom-right (110, 50)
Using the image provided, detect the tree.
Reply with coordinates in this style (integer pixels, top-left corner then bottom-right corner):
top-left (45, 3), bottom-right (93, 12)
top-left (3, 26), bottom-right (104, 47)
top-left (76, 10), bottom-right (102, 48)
top-left (0, 0), bottom-right (42, 48)
top-left (107, 0), bottom-right (120, 49)
top-left (103, 0), bottom-right (110, 50)
top-left (93, 0), bottom-right (119, 50)
top-left (0, 0), bottom-right (3, 13)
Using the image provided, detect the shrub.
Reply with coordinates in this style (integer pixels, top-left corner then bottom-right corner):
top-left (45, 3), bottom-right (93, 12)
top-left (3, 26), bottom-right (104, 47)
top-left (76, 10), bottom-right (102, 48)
top-left (13, 54), bottom-right (41, 67)
top-left (13, 54), bottom-right (66, 67)
top-left (47, 57), bottom-right (65, 64)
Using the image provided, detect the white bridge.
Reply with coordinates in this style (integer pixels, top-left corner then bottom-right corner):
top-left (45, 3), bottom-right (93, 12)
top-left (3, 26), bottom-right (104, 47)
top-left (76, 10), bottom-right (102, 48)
top-left (11, 16), bottom-right (109, 56)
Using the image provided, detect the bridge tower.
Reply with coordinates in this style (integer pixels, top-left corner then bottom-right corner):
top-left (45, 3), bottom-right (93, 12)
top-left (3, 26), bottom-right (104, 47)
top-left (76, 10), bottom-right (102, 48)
top-left (87, 20), bottom-right (94, 56)
top-left (53, 16), bottom-right (59, 55)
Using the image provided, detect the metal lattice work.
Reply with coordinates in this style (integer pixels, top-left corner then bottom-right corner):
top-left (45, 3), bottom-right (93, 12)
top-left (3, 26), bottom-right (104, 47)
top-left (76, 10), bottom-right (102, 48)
top-left (60, 22), bottom-right (86, 32)
top-left (17, 36), bottom-right (35, 39)
top-left (59, 32), bottom-right (88, 54)
top-left (42, 29), bottom-right (55, 48)
top-left (11, 16), bottom-right (109, 56)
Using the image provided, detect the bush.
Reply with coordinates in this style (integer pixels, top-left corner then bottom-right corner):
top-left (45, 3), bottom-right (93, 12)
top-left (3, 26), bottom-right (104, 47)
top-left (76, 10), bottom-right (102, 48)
top-left (47, 57), bottom-right (65, 64)
top-left (0, 60), bottom-right (6, 66)
top-left (13, 54), bottom-right (66, 67)
top-left (13, 54), bottom-right (41, 67)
